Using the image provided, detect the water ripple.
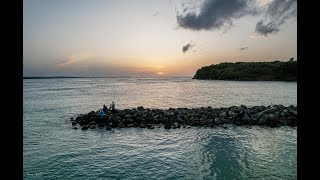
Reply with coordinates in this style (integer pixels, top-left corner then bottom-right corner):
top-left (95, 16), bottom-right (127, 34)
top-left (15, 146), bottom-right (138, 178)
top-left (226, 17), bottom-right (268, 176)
top-left (23, 78), bottom-right (297, 179)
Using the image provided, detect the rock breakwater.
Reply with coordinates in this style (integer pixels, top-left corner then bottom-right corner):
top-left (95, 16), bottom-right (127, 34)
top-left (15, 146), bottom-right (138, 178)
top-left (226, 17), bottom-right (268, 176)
top-left (71, 105), bottom-right (297, 130)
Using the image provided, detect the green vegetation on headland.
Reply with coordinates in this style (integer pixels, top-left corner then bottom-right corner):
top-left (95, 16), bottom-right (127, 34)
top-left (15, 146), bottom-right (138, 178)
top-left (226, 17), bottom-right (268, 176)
top-left (193, 59), bottom-right (297, 81)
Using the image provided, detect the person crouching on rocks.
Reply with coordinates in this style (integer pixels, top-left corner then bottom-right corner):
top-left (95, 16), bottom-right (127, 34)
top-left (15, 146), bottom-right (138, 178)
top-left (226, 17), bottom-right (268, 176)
top-left (103, 104), bottom-right (108, 113)
top-left (98, 109), bottom-right (105, 117)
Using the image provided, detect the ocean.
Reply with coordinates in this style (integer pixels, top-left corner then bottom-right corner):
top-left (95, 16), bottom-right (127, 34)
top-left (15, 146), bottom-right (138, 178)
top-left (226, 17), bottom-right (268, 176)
top-left (23, 77), bottom-right (297, 179)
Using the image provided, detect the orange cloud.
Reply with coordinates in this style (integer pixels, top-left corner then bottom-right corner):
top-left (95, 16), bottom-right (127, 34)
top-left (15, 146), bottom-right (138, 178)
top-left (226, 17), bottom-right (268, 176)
top-left (57, 53), bottom-right (90, 67)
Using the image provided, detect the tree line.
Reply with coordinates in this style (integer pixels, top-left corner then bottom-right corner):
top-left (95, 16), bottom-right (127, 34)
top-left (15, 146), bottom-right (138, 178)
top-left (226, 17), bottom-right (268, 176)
top-left (193, 59), bottom-right (297, 81)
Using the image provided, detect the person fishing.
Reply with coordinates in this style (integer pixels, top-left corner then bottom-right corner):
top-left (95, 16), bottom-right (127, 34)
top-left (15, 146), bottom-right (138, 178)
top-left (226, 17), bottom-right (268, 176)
top-left (109, 102), bottom-right (115, 112)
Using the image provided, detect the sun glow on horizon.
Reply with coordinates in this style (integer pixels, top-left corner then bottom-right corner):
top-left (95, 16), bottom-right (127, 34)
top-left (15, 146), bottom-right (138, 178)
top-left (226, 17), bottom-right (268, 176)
top-left (23, 0), bottom-right (297, 77)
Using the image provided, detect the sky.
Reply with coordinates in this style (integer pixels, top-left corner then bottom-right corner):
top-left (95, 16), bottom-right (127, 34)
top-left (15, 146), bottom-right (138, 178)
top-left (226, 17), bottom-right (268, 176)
top-left (23, 0), bottom-right (297, 77)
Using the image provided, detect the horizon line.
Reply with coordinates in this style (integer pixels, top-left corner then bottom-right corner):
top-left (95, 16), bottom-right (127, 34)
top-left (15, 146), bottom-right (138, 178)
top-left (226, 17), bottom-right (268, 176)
top-left (23, 76), bottom-right (193, 79)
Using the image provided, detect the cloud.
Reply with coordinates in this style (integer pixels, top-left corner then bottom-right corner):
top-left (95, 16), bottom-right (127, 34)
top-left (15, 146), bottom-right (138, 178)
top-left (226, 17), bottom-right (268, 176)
top-left (182, 42), bottom-right (195, 53)
top-left (255, 20), bottom-right (279, 35)
top-left (255, 0), bottom-right (297, 36)
top-left (176, 0), bottom-right (257, 31)
top-left (57, 53), bottom-right (90, 67)
top-left (153, 11), bottom-right (159, 16)
top-left (240, 47), bottom-right (248, 50)
top-left (249, 33), bottom-right (269, 39)
top-left (175, 0), bottom-right (296, 36)
top-left (258, 0), bottom-right (273, 6)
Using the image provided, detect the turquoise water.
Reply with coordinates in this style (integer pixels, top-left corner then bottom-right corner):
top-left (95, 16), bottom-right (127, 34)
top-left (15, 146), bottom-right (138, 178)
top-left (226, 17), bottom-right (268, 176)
top-left (23, 78), bottom-right (297, 179)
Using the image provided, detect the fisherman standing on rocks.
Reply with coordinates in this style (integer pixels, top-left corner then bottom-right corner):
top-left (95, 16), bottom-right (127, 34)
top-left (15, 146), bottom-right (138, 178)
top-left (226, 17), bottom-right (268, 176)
top-left (109, 102), bottom-right (115, 112)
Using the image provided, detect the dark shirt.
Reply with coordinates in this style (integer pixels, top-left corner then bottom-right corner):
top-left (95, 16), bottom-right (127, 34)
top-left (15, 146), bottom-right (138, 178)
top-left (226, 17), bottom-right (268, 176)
top-left (103, 105), bottom-right (108, 113)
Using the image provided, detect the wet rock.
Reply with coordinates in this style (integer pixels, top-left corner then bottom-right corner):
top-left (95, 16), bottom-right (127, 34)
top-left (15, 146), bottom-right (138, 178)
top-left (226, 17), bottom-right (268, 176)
top-left (257, 114), bottom-right (268, 125)
top-left (215, 118), bottom-right (223, 125)
top-left (172, 122), bottom-right (181, 129)
top-left (278, 117), bottom-right (287, 126)
top-left (164, 122), bottom-right (172, 129)
top-left (221, 118), bottom-right (229, 124)
top-left (167, 112), bottom-right (175, 117)
top-left (228, 111), bottom-right (235, 118)
top-left (140, 123), bottom-right (147, 128)
top-left (119, 122), bottom-right (125, 128)
top-left (124, 118), bottom-right (134, 124)
top-left (268, 114), bottom-right (275, 120)
top-left (208, 123), bottom-right (215, 128)
top-left (124, 114), bottom-right (132, 118)
top-left (88, 111), bottom-right (95, 115)
top-left (268, 120), bottom-right (280, 128)
top-left (242, 112), bottom-right (253, 124)
top-left (219, 111), bottom-right (228, 119)
top-left (289, 109), bottom-right (297, 116)
top-left (235, 120), bottom-right (242, 126)
top-left (287, 116), bottom-right (297, 126)
top-left (240, 105), bottom-right (247, 109)
top-left (127, 123), bottom-right (135, 127)
top-left (147, 124), bottom-right (155, 129)
top-left (81, 126), bottom-right (88, 130)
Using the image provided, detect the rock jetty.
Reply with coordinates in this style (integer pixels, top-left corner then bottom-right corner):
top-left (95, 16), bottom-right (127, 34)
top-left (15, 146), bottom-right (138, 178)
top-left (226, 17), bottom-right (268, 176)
top-left (71, 105), bottom-right (297, 130)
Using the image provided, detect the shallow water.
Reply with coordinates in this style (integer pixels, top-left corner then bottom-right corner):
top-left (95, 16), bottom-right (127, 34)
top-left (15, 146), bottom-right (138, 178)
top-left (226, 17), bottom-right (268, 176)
top-left (23, 77), bottom-right (297, 179)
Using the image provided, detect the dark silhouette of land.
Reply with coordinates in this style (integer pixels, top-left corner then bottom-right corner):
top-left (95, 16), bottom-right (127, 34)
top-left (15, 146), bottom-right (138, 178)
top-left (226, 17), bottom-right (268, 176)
top-left (193, 59), bottom-right (297, 81)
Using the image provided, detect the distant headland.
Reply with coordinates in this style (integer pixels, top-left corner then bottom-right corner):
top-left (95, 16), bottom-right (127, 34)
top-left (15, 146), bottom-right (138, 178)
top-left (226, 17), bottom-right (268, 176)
top-left (193, 59), bottom-right (297, 81)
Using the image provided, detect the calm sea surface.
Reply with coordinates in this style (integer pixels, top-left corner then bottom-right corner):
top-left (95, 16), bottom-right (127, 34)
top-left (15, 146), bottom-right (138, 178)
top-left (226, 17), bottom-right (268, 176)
top-left (23, 77), bottom-right (297, 179)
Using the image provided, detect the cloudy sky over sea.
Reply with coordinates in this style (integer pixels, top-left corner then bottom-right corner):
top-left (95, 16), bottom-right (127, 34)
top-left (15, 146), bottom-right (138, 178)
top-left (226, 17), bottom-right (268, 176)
top-left (23, 0), bottom-right (297, 77)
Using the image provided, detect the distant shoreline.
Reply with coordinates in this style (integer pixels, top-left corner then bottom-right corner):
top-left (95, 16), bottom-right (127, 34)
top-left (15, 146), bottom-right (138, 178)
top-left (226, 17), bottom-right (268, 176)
top-left (23, 76), bottom-right (131, 79)
top-left (23, 76), bottom-right (192, 79)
